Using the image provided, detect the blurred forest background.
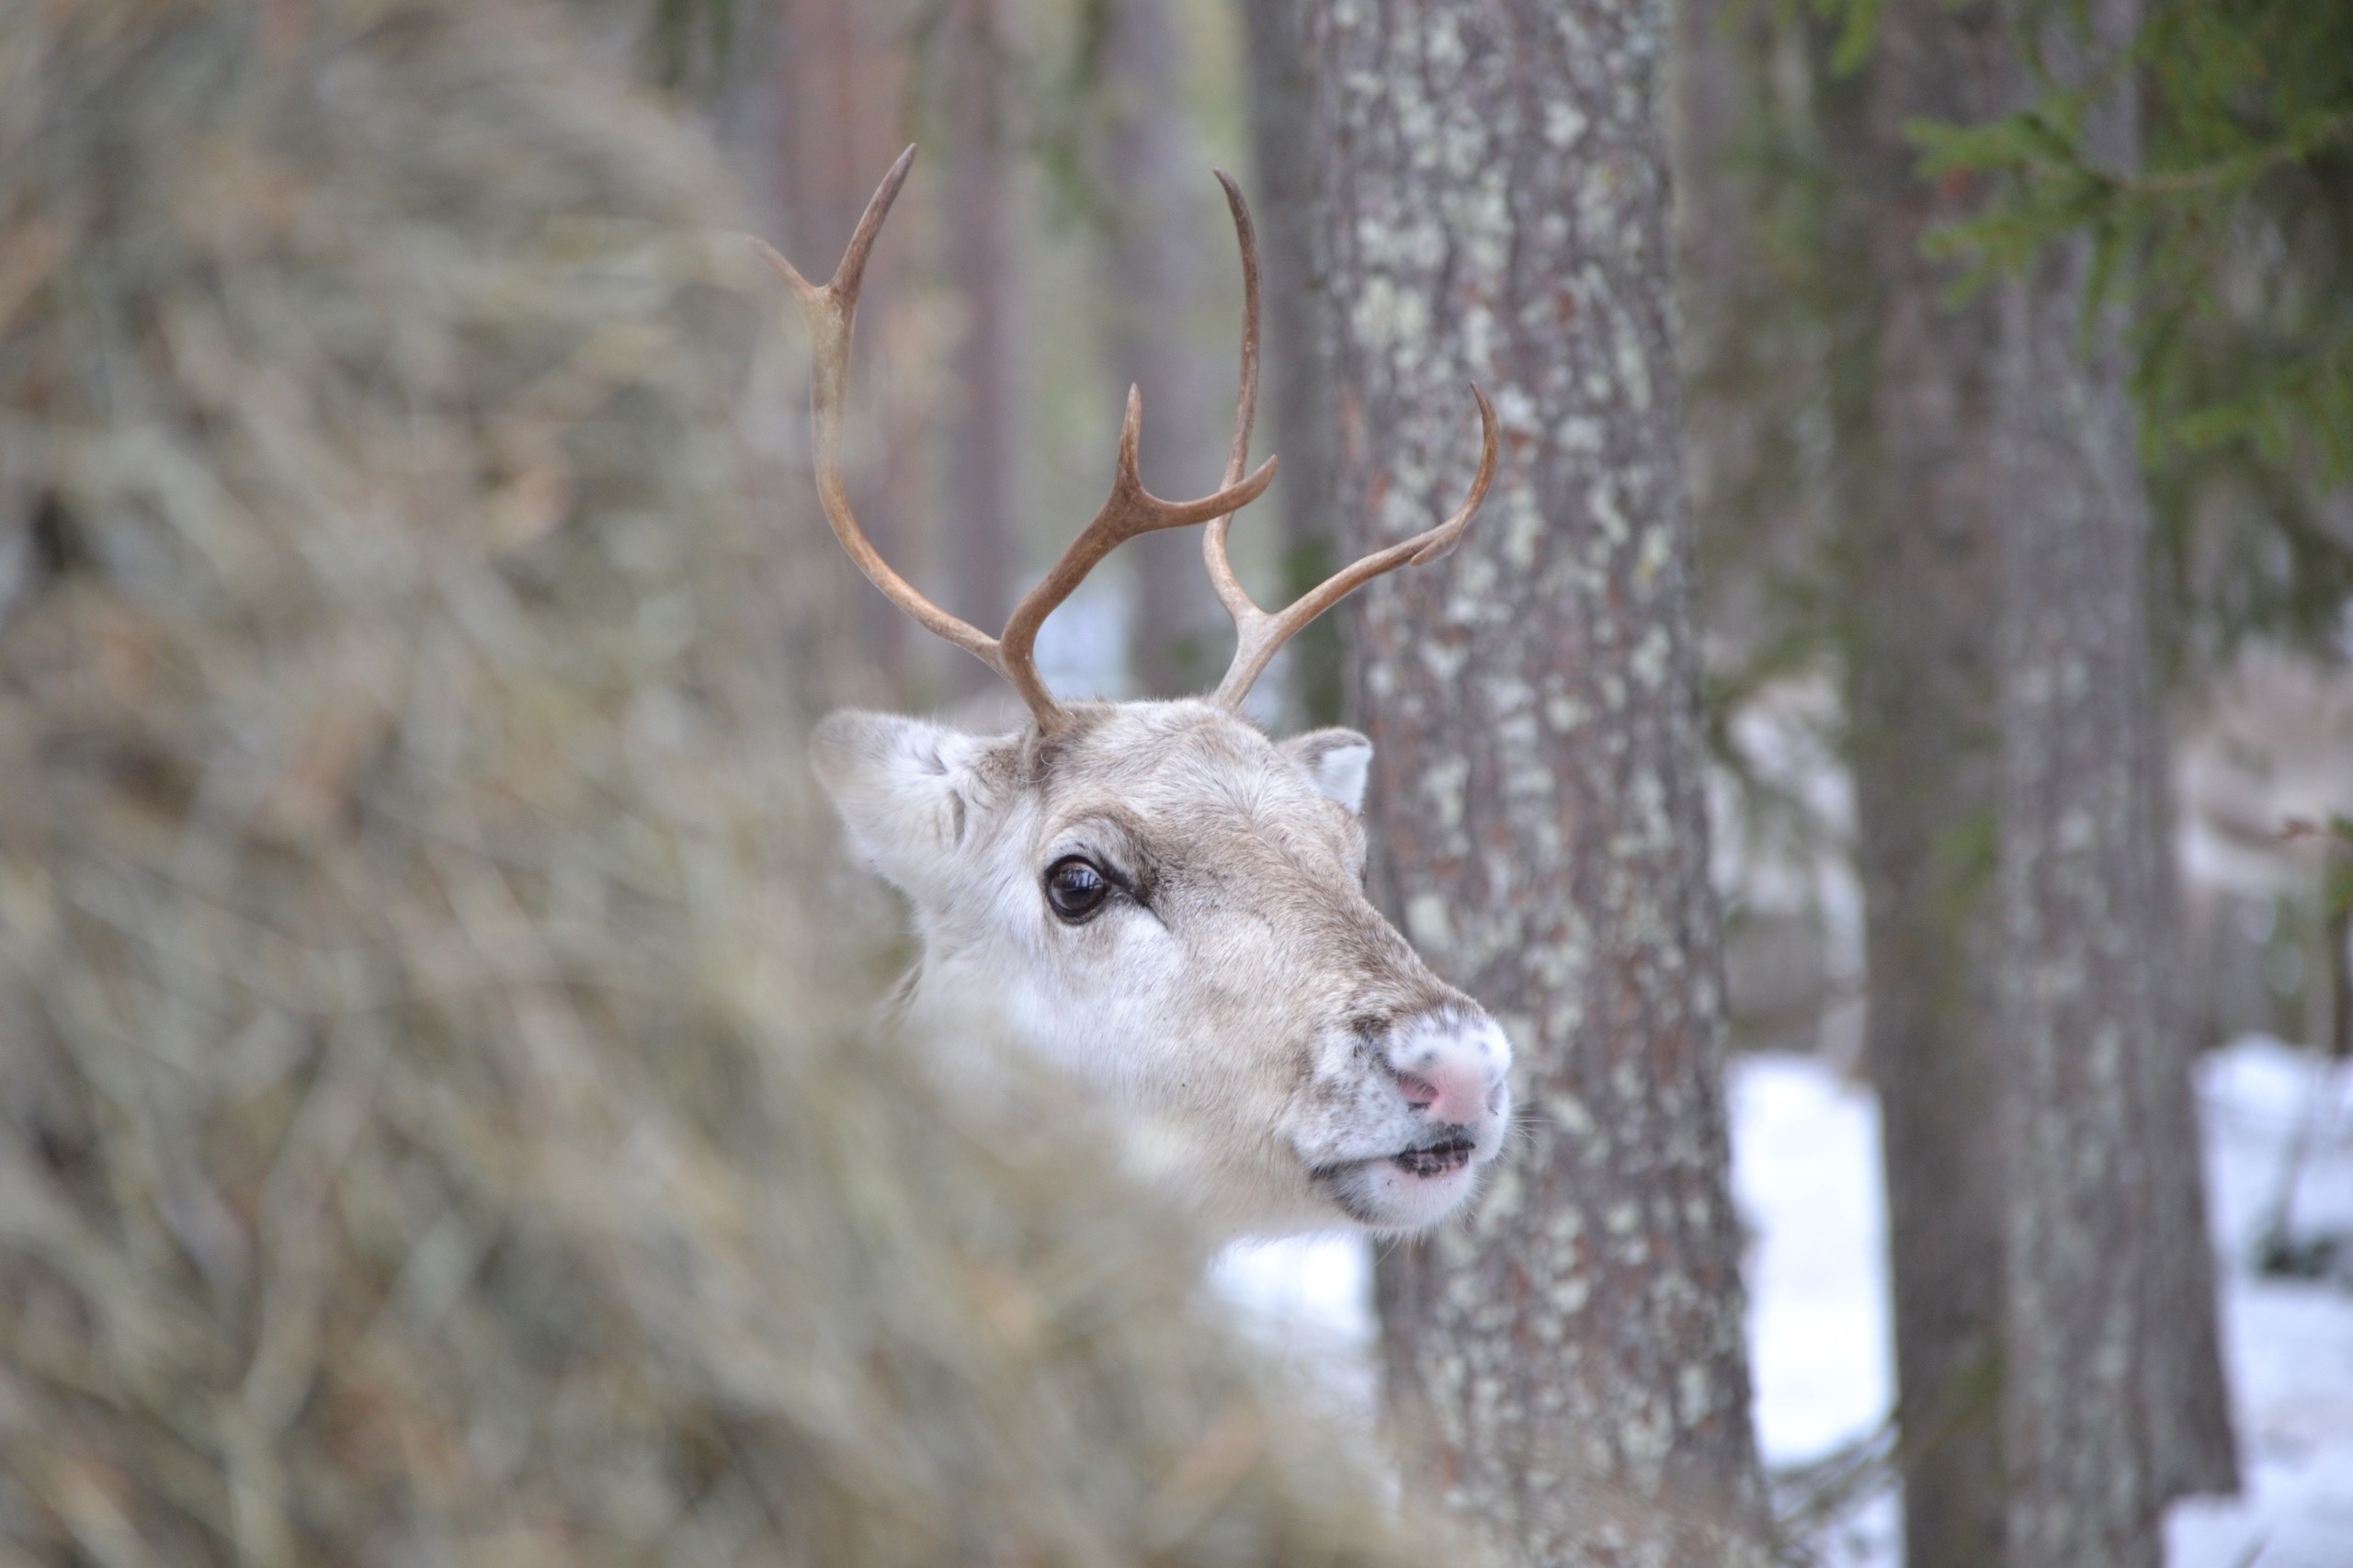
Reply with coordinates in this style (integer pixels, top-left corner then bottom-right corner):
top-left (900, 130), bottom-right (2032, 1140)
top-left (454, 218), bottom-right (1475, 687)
top-left (665, 1), bottom-right (2353, 1554)
top-left (622, 0), bottom-right (2353, 1109)
top-left (3, 0), bottom-right (2350, 1565)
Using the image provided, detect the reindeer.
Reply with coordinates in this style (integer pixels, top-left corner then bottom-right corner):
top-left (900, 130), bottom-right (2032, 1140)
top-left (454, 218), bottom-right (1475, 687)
top-left (761, 150), bottom-right (1510, 1238)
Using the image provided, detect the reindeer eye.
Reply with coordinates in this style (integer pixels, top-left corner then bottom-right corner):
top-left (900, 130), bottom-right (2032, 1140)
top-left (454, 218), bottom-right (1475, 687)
top-left (1044, 857), bottom-right (1112, 922)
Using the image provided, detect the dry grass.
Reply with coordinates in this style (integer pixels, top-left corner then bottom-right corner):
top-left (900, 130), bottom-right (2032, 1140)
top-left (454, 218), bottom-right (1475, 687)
top-left (0, 3), bottom-right (1427, 1561)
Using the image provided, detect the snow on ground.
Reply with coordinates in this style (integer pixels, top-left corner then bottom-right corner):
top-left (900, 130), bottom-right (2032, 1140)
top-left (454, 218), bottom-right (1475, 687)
top-left (1208, 1039), bottom-right (2353, 1566)
top-left (2170, 1040), bottom-right (2353, 1568)
top-left (1729, 1058), bottom-right (1891, 1462)
top-left (1730, 1056), bottom-right (1903, 1566)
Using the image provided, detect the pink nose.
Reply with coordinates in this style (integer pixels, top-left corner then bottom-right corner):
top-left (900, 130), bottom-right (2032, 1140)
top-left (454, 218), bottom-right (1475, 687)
top-left (1394, 1062), bottom-right (1490, 1127)
top-left (1383, 1006), bottom-right (1512, 1132)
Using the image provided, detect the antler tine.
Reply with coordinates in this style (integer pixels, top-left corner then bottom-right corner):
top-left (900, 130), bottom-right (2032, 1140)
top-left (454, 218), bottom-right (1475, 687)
top-left (1195, 174), bottom-right (1501, 711)
top-left (755, 146), bottom-right (1003, 676)
top-left (996, 385), bottom-right (1279, 722)
top-left (1200, 169), bottom-right (1263, 627)
top-left (1211, 385), bottom-right (1500, 710)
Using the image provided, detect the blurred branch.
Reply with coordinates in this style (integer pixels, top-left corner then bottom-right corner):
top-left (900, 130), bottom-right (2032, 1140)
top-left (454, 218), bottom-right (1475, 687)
top-left (1768, 1417), bottom-right (1897, 1565)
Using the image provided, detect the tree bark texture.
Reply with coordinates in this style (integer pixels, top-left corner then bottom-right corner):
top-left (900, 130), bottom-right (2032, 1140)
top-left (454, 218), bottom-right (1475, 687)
top-left (1324, 5), bottom-right (1769, 1562)
top-left (945, 0), bottom-right (1019, 690)
top-left (1099, 0), bottom-right (1227, 699)
top-left (1994, 241), bottom-right (2163, 1568)
top-left (1242, 0), bottom-right (1346, 726)
top-left (1838, 5), bottom-right (2013, 1563)
top-left (1993, 0), bottom-right (2210, 1559)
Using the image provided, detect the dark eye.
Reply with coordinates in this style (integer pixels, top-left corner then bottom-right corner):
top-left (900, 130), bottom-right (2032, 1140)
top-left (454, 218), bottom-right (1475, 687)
top-left (1044, 856), bottom-right (1112, 923)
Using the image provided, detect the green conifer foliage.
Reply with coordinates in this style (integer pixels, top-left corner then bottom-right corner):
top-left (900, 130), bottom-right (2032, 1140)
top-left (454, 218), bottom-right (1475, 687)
top-left (1915, 0), bottom-right (2353, 668)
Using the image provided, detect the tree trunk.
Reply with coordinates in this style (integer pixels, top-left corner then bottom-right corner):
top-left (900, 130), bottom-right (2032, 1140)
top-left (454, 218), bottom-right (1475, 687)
top-left (775, 0), bottom-right (916, 694)
top-left (1241, 0), bottom-right (1344, 726)
top-left (1993, 241), bottom-right (2163, 1568)
top-left (1840, 6), bottom-right (2013, 1564)
top-left (2139, 693), bottom-right (2244, 1501)
top-left (1992, 0), bottom-right (2212, 1558)
top-left (1324, 4), bottom-right (1770, 1562)
top-left (2328, 893), bottom-right (2352, 1059)
top-left (1099, 0), bottom-right (1224, 699)
top-left (945, 0), bottom-right (1018, 692)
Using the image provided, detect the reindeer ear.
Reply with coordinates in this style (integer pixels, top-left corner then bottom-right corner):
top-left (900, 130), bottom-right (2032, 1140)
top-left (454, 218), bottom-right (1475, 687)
top-left (810, 710), bottom-right (993, 892)
top-left (1283, 728), bottom-right (1375, 816)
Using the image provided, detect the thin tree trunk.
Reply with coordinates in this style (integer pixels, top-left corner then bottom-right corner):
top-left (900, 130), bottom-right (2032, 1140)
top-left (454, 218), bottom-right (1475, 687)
top-left (1992, 1), bottom-right (2175, 1560)
top-left (775, 0), bottom-right (915, 693)
top-left (945, 0), bottom-right (1017, 692)
top-left (1325, 4), bottom-right (1769, 1562)
top-left (1241, 0), bottom-right (1343, 726)
top-left (1840, 5), bottom-right (2013, 1563)
top-left (2328, 893), bottom-right (2352, 1058)
top-left (1100, 0), bottom-right (1223, 699)
top-left (2140, 700), bottom-right (2244, 1500)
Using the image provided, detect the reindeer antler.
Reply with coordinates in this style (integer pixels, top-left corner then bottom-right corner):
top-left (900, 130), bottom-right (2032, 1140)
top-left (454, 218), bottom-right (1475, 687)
top-left (1199, 173), bottom-right (1500, 711)
top-left (762, 149), bottom-right (1492, 727)
top-left (757, 146), bottom-right (1277, 729)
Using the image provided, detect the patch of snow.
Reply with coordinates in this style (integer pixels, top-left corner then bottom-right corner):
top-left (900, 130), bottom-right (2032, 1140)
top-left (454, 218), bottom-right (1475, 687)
top-left (2166, 1039), bottom-right (2353, 1568)
top-left (1729, 1054), bottom-right (1892, 1463)
top-left (1030, 576), bottom-right (1131, 701)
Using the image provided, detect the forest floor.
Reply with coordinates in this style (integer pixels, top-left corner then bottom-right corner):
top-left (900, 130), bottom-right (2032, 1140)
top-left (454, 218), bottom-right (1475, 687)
top-left (1210, 1036), bottom-right (2353, 1566)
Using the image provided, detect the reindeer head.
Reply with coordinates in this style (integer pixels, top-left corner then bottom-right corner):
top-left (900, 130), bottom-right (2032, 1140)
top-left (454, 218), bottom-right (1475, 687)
top-left (764, 150), bottom-right (1510, 1237)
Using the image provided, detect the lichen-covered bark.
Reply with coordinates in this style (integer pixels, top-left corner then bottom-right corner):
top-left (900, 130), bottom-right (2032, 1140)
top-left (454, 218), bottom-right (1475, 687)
top-left (1319, 3), bottom-right (1768, 1561)
top-left (1994, 267), bottom-right (2163, 1568)
top-left (1838, 6), bottom-right (2013, 1563)
top-left (1991, 1), bottom-right (2170, 1560)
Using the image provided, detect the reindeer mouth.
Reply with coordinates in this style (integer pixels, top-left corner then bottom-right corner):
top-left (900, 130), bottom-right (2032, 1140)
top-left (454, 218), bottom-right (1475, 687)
top-left (1392, 1135), bottom-right (1476, 1179)
top-left (1306, 1132), bottom-right (1486, 1230)
top-left (1308, 1132), bottom-right (1478, 1192)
